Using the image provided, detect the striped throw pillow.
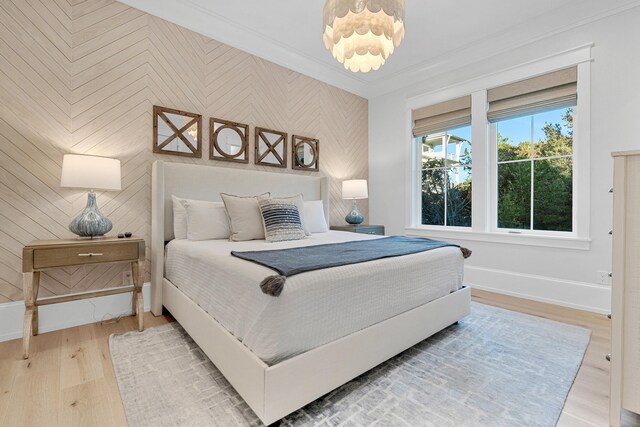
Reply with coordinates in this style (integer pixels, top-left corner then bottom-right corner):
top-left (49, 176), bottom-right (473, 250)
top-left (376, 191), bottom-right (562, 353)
top-left (258, 198), bottom-right (306, 242)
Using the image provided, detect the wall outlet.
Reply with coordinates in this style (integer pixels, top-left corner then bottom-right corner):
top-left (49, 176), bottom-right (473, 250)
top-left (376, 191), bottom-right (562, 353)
top-left (597, 270), bottom-right (611, 286)
top-left (122, 271), bottom-right (132, 286)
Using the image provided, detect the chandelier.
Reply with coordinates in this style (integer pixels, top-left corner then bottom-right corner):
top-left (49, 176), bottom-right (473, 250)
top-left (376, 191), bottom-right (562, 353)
top-left (322, 0), bottom-right (405, 73)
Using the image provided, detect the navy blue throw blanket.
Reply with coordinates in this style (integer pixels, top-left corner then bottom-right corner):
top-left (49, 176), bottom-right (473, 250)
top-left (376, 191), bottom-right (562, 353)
top-left (231, 236), bottom-right (469, 297)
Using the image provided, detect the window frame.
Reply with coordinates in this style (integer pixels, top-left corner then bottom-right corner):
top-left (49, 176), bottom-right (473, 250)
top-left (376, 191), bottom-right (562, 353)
top-left (417, 127), bottom-right (473, 228)
top-left (405, 45), bottom-right (591, 250)
top-left (488, 107), bottom-right (577, 237)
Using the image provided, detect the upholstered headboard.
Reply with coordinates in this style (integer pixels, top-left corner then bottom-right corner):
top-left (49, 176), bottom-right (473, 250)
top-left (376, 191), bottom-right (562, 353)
top-left (150, 160), bottom-right (330, 314)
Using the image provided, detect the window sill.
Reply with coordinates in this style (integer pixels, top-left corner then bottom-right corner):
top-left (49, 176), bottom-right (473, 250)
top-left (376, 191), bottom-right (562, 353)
top-left (404, 227), bottom-right (591, 250)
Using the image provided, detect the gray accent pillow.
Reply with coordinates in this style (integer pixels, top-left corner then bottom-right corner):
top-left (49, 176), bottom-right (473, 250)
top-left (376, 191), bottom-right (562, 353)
top-left (258, 198), bottom-right (306, 243)
top-left (221, 192), bottom-right (270, 241)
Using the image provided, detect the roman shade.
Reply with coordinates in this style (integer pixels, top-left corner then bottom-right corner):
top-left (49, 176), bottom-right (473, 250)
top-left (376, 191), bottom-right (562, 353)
top-left (487, 67), bottom-right (577, 122)
top-left (412, 95), bottom-right (471, 137)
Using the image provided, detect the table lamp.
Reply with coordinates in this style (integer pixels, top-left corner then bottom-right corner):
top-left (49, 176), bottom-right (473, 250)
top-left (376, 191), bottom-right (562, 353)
top-left (60, 154), bottom-right (121, 238)
top-left (342, 179), bottom-right (368, 225)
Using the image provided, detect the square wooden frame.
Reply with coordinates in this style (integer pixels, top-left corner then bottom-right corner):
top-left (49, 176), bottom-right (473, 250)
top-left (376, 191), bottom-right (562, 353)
top-left (210, 118), bottom-right (249, 163)
top-left (292, 135), bottom-right (319, 171)
top-left (153, 106), bottom-right (202, 158)
top-left (255, 127), bottom-right (288, 168)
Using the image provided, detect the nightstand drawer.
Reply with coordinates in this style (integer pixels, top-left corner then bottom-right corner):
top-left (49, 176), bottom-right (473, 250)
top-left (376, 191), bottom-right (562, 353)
top-left (33, 242), bottom-right (139, 269)
top-left (330, 225), bottom-right (385, 235)
top-left (355, 227), bottom-right (382, 235)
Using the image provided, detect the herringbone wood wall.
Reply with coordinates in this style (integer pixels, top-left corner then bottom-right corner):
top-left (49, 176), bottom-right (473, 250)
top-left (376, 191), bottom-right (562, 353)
top-left (0, 0), bottom-right (368, 302)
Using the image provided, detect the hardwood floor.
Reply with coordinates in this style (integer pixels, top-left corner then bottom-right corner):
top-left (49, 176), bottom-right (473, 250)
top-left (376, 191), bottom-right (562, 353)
top-left (0, 291), bottom-right (610, 427)
top-left (0, 313), bottom-right (172, 427)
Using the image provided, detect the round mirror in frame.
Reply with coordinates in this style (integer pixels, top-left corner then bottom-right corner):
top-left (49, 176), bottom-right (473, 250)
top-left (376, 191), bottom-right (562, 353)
top-left (210, 118), bottom-right (249, 163)
top-left (292, 135), bottom-right (319, 171)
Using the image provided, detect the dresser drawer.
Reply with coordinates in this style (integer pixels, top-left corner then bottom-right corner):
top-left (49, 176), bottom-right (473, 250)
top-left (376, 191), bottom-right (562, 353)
top-left (33, 242), bottom-right (139, 269)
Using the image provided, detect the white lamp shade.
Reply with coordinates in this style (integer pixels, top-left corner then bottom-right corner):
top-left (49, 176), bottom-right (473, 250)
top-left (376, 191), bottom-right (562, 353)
top-left (60, 154), bottom-right (121, 191)
top-left (342, 179), bottom-right (368, 199)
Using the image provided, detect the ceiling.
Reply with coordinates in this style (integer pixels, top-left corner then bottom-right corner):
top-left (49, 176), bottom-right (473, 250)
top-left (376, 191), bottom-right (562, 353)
top-left (120, 0), bottom-right (640, 99)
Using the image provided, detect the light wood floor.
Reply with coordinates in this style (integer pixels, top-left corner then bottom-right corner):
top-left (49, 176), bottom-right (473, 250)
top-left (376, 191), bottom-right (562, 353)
top-left (0, 290), bottom-right (610, 427)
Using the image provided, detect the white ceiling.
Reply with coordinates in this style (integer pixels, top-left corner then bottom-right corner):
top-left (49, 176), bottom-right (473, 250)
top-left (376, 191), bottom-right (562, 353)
top-left (120, 0), bottom-right (640, 99)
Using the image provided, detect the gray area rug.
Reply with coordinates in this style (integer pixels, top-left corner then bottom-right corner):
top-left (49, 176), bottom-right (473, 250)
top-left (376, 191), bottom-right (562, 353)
top-left (110, 302), bottom-right (590, 427)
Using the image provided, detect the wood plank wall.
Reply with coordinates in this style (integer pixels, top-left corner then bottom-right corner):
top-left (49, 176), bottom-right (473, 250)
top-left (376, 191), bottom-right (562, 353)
top-left (0, 0), bottom-right (368, 302)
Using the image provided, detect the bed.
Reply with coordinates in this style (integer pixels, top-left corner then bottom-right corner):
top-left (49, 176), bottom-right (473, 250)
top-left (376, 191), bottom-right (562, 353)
top-left (151, 160), bottom-right (470, 425)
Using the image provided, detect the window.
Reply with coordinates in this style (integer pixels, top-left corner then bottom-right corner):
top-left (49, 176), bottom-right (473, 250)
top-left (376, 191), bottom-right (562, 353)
top-left (412, 95), bottom-right (472, 228)
top-left (419, 125), bottom-right (472, 227)
top-left (488, 66), bottom-right (577, 234)
top-left (409, 61), bottom-right (588, 247)
top-left (494, 108), bottom-right (573, 232)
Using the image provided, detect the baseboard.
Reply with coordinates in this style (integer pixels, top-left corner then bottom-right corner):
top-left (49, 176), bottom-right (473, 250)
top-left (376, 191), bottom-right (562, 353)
top-left (0, 283), bottom-right (151, 343)
top-left (465, 266), bottom-right (610, 314)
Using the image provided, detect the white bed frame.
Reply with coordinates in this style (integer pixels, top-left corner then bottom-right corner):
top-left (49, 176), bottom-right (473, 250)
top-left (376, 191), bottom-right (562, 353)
top-left (151, 160), bottom-right (471, 425)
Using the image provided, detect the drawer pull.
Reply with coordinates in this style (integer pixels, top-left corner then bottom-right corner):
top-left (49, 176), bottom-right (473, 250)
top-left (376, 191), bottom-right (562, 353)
top-left (606, 353), bottom-right (611, 362)
top-left (77, 253), bottom-right (103, 257)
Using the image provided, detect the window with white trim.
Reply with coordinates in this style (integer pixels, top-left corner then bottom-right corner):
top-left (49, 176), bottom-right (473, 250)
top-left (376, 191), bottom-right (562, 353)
top-left (412, 65), bottom-right (583, 240)
top-left (417, 125), bottom-right (472, 227)
top-left (412, 95), bottom-right (473, 228)
top-left (492, 108), bottom-right (574, 232)
top-left (488, 66), bottom-right (576, 234)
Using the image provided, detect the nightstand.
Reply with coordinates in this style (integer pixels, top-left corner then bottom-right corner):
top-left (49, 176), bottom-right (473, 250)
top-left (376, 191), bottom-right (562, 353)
top-left (21, 237), bottom-right (145, 358)
top-left (330, 225), bottom-right (385, 235)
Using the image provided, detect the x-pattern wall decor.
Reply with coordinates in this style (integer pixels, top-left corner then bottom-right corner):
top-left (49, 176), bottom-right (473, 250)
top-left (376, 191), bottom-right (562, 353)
top-left (255, 127), bottom-right (288, 168)
top-left (153, 106), bottom-right (202, 158)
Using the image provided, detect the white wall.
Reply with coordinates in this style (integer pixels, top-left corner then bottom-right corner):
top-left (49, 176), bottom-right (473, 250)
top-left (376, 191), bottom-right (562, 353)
top-left (369, 7), bottom-right (640, 313)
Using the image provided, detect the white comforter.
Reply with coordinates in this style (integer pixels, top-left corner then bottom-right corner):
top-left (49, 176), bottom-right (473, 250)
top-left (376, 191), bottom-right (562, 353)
top-left (165, 231), bottom-right (464, 365)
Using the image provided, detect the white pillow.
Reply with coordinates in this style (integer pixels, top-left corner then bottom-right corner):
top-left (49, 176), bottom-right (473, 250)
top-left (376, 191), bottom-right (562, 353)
top-left (182, 199), bottom-right (230, 241)
top-left (220, 193), bottom-right (270, 241)
top-left (275, 194), bottom-right (310, 236)
top-left (304, 200), bottom-right (329, 233)
top-left (172, 195), bottom-right (188, 239)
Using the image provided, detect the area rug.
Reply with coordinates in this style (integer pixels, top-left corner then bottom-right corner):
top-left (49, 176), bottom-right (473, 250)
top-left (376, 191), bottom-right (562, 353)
top-left (109, 302), bottom-right (590, 427)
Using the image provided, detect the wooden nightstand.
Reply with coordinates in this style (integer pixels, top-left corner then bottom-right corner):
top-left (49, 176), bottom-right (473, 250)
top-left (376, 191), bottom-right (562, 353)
top-left (330, 225), bottom-right (385, 235)
top-left (21, 237), bottom-right (145, 358)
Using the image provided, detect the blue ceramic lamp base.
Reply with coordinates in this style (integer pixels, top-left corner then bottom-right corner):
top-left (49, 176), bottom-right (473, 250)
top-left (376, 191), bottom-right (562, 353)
top-left (345, 200), bottom-right (365, 225)
top-left (69, 191), bottom-right (113, 238)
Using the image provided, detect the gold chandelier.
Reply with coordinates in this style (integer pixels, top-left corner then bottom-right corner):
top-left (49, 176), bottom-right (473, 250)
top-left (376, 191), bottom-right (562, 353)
top-left (323, 0), bottom-right (405, 73)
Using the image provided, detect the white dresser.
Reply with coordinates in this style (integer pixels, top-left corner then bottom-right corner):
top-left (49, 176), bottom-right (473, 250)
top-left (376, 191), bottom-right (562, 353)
top-left (611, 150), bottom-right (640, 427)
